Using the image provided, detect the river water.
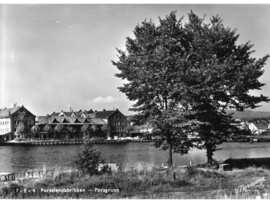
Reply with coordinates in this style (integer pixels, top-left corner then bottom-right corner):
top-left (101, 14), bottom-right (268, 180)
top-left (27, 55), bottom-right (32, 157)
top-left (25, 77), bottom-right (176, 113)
top-left (1, 142), bottom-right (270, 173)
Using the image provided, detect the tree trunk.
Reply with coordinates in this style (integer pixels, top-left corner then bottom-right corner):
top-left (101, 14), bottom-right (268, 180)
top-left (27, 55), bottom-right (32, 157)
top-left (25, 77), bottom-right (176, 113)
top-left (168, 142), bottom-right (173, 167)
top-left (206, 145), bottom-right (214, 166)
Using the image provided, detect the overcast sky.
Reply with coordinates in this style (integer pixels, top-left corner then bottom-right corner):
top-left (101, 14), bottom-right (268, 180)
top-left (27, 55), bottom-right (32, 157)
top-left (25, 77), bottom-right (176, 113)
top-left (1, 4), bottom-right (270, 116)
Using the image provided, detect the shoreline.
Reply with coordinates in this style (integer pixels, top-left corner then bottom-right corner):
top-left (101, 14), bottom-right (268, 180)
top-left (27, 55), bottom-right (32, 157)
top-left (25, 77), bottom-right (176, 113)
top-left (1, 135), bottom-right (270, 146)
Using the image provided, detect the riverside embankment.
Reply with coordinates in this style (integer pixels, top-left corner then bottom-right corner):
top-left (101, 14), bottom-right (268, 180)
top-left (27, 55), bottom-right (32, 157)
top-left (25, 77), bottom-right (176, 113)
top-left (1, 163), bottom-right (270, 199)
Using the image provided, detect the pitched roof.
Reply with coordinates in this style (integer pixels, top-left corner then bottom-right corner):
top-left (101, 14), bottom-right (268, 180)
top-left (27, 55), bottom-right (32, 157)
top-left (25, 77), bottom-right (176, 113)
top-left (253, 122), bottom-right (268, 129)
top-left (0, 106), bottom-right (23, 118)
top-left (36, 116), bottom-right (93, 125)
top-left (85, 109), bottom-right (94, 114)
top-left (91, 118), bottom-right (107, 125)
top-left (94, 110), bottom-right (115, 119)
top-left (51, 111), bottom-right (79, 117)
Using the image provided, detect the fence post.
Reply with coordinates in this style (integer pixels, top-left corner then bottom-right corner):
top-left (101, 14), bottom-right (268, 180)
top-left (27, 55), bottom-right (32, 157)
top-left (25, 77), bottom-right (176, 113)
top-left (173, 172), bottom-right (176, 181)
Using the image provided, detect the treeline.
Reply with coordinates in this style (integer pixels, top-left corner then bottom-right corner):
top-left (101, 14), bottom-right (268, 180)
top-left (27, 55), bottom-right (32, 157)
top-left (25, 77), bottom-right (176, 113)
top-left (241, 116), bottom-right (270, 122)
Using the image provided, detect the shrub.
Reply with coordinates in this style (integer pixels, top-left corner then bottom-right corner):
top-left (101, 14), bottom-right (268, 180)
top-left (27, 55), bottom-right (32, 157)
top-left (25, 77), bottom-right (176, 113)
top-left (71, 141), bottom-right (111, 176)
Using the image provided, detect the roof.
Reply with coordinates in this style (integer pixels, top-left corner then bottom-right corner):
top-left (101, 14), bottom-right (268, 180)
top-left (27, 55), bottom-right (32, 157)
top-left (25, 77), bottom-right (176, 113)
top-left (91, 118), bottom-right (106, 125)
top-left (253, 122), bottom-right (268, 129)
top-left (51, 111), bottom-right (81, 117)
top-left (0, 106), bottom-right (35, 118)
top-left (94, 110), bottom-right (116, 119)
top-left (36, 116), bottom-right (105, 125)
top-left (84, 109), bottom-right (94, 114)
top-left (0, 106), bottom-right (21, 118)
top-left (51, 109), bottom-right (95, 117)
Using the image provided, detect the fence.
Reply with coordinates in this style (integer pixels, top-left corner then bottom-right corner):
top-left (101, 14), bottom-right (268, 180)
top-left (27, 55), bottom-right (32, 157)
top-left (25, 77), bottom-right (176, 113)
top-left (0, 168), bottom-right (78, 182)
top-left (0, 163), bottom-right (120, 183)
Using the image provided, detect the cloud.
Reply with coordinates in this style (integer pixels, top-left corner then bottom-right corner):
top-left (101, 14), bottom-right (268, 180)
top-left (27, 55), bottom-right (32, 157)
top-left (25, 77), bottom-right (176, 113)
top-left (89, 96), bottom-right (120, 104)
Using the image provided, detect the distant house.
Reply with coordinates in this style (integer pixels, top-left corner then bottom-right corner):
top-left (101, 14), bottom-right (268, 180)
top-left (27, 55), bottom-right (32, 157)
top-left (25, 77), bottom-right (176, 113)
top-left (268, 122), bottom-right (270, 130)
top-left (0, 105), bottom-right (36, 140)
top-left (253, 121), bottom-right (268, 134)
top-left (239, 121), bottom-right (250, 131)
top-left (247, 123), bottom-right (259, 135)
top-left (90, 109), bottom-right (127, 138)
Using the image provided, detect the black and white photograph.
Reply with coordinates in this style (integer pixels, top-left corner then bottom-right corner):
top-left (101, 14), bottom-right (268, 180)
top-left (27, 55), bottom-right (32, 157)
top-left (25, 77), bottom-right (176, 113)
top-left (1, 1), bottom-right (270, 199)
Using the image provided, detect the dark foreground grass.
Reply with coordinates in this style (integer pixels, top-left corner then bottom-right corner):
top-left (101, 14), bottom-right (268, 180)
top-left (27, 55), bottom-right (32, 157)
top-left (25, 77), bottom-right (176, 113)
top-left (1, 165), bottom-right (270, 199)
top-left (224, 157), bottom-right (270, 169)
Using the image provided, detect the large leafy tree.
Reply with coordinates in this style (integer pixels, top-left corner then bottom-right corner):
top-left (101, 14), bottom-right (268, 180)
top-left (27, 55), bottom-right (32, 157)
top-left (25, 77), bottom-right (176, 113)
top-left (181, 12), bottom-right (269, 165)
top-left (113, 11), bottom-right (269, 167)
top-left (112, 11), bottom-right (199, 166)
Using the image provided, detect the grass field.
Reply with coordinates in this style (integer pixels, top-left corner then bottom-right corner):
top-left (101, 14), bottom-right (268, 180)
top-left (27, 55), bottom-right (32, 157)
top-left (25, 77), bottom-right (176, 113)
top-left (1, 162), bottom-right (270, 199)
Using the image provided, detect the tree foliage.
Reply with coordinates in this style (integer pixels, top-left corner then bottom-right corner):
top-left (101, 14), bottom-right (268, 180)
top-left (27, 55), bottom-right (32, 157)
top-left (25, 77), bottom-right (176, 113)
top-left (43, 124), bottom-right (52, 139)
top-left (126, 124), bottom-right (134, 134)
top-left (71, 142), bottom-right (111, 176)
top-left (112, 11), bottom-right (269, 166)
top-left (81, 124), bottom-right (92, 139)
top-left (31, 125), bottom-right (40, 139)
top-left (16, 122), bottom-right (26, 139)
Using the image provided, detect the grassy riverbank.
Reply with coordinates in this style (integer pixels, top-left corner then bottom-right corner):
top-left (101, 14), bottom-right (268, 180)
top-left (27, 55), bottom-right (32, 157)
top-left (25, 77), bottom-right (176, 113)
top-left (1, 162), bottom-right (270, 199)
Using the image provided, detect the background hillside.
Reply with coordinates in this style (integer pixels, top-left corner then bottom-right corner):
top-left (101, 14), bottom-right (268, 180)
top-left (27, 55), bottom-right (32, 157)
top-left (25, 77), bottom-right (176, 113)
top-left (226, 110), bottom-right (270, 120)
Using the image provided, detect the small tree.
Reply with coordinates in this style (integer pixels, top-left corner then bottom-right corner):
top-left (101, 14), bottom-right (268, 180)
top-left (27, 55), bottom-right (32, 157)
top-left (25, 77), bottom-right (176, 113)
top-left (43, 124), bottom-right (52, 140)
top-left (92, 124), bottom-right (98, 133)
top-left (67, 126), bottom-right (74, 140)
top-left (31, 125), bottom-right (40, 139)
top-left (71, 142), bottom-right (111, 176)
top-left (126, 124), bottom-right (134, 136)
top-left (101, 124), bottom-right (109, 138)
top-left (16, 122), bottom-right (25, 140)
top-left (54, 124), bottom-right (64, 140)
top-left (81, 124), bottom-right (92, 140)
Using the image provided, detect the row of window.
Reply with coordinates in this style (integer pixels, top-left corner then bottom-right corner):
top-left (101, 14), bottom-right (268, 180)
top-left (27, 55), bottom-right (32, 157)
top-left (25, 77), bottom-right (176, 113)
top-left (112, 121), bottom-right (126, 126)
top-left (114, 115), bottom-right (125, 120)
top-left (0, 128), bottom-right (9, 132)
top-left (14, 120), bottom-right (34, 125)
top-left (112, 127), bottom-right (125, 132)
top-left (0, 120), bottom-right (9, 125)
top-left (14, 121), bottom-right (20, 125)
